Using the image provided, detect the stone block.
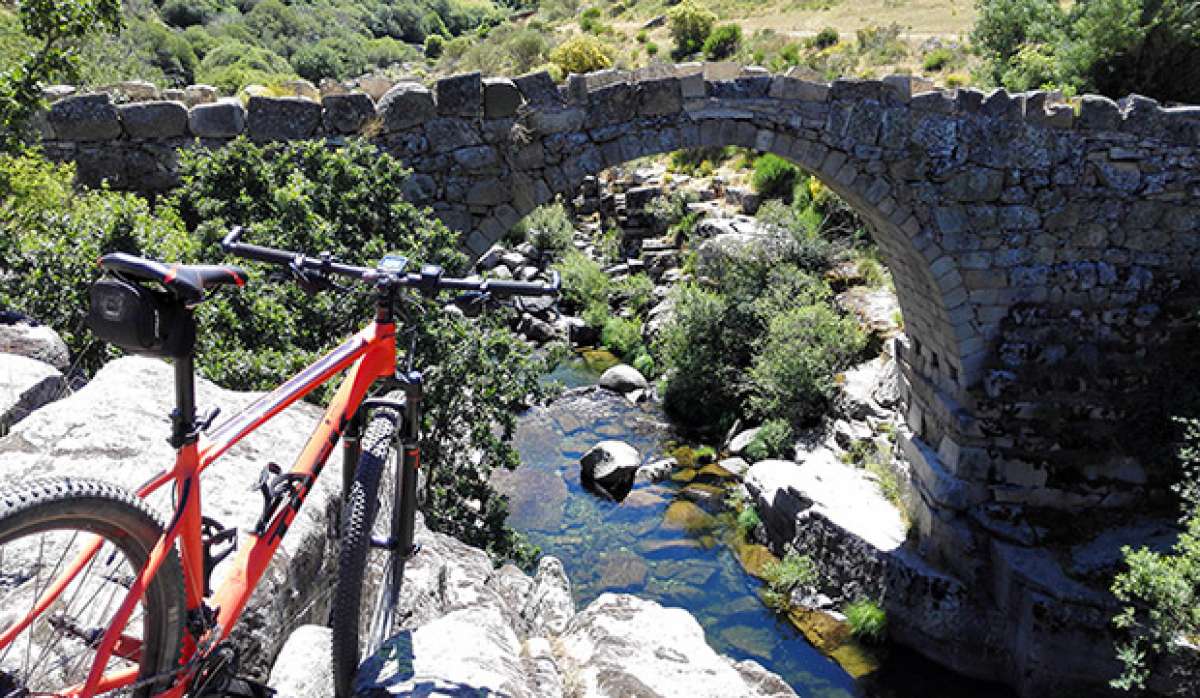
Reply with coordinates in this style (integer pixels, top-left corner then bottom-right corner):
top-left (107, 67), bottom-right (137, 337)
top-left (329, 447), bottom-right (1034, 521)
top-left (529, 107), bottom-right (584, 134)
top-left (981, 89), bottom-right (1021, 120)
top-left (466, 179), bottom-right (511, 206)
top-left (638, 77), bottom-right (683, 117)
top-left (357, 76), bottom-right (394, 102)
top-left (188, 100), bottom-right (246, 138)
top-left (567, 68), bottom-right (629, 102)
top-left (830, 78), bottom-right (882, 102)
top-left (768, 76), bottom-right (829, 102)
top-left (48, 93), bottom-right (122, 141)
top-left (118, 101), bottom-right (188, 139)
top-left (378, 82), bottom-right (436, 131)
top-left (482, 79), bottom-right (520, 120)
top-left (513, 71), bottom-right (561, 105)
top-left (702, 62), bottom-right (741, 81)
top-left (183, 84), bottom-right (218, 107)
top-left (912, 90), bottom-right (955, 114)
top-left (1077, 94), bottom-right (1120, 131)
top-left (322, 92), bottom-right (376, 135)
top-left (247, 96), bottom-right (322, 140)
top-left (436, 72), bottom-right (482, 117)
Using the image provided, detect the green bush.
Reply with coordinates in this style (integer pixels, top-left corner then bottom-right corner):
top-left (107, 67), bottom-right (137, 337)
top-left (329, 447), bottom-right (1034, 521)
top-left (736, 505), bottom-right (760, 538)
top-left (515, 202), bottom-right (575, 259)
top-left (811, 26), bottom-right (839, 49)
top-left (645, 190), bottom-right (698, 232)
top-left (291, 44), bottom-right (343, 82)
top-left (751, 154), bottom-right (800, 200)
top-left (702, 24), bottom-right (742, 60)
top-left (549, 34), bottom-right (613, 75)
top-left (646, 41), bottom-right (659, 56)
top-left (845, 598), bottom-right (887, 642)
top-left (666, 0), bottom-right (716, 58)
top-left (922, 46), bottom-right (955, 72)
top-left (755, 199), bottom-right (834, 272)
top-left (748, 302), bottom-right (868, 425)
top-left (761, 552), bottom-right (817, 594)
top-left (743, 419), bottom-right (793, 462)
top-left (424, 33), bottom-right (445, 58)
top-left (611, 274), bottom-right (655, 315)
top-left (555, 250), bottom-right (610, 319)
top-left (601, 315), bottom-right (643, 358)
top-left (1111, 417), bottom-right (1200, 692)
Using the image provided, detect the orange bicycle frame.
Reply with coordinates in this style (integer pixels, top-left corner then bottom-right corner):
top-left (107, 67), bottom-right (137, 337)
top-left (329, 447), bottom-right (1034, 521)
top-left (2, 319), bottom-right (395, 697)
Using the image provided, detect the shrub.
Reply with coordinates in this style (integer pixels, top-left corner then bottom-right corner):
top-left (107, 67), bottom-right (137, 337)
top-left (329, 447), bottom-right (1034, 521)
top-left (655, 283), bottom-right (744, 432)
top-left (736, 505), bottom-right (760, 538)
top-left (549, 34), bottom-right (613, 75)
top-left (811, 26), bottom-right (839, 49)
top-left (755, 199), bottom-right (834, 272)
top-left (291, 44), bottom-right (343, 82)
top-left (424, 33), bottom-right (445, 59)
top-left (845, 599), bottom-right (887, 642)
top-left (631, 351), bottom-right (656, 378)
top-left (646, 42), bottom-right (659, 56)
top-left (555, 250), bottom-right (610, 318)
top-left (601, 316), bottom-right (644, 358)
top-left (636, 29), bottom-right (648, 44)
top-left (743, 419), bottom-right (793, 462)
top-left (666, 0), bottom-right (716, 58)
top-left (161, 0), bottom-right (213, 29)
top-left (922, 46), bottom-right (955, 72)
top-left (515, 202), bottom-right (575, 259)
top-left (761, 552), bottom-right (817, 593)
top-left (645, 190), bottom-right (697, 233)
top-left (702, 24), bottom-right (742, 60)
top-left (751, 154), bottom-right (800, 200)
top-left (611, 274), bottom-right (655, 315)
top-left (748, 303), bottom-right (868, 425)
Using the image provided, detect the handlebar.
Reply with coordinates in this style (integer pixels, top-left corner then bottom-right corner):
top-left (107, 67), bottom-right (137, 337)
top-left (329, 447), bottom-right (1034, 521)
top-left (222, 226), bottom-right (561, 298)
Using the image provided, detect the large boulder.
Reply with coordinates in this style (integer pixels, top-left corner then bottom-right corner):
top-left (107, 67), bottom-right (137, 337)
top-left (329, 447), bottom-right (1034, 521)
top-left (0, 357), bottom-right (345, 676)
top-left (598, 363), bottom-right (648, 394)
top-left (118, 101), bottom-right (189, 139)
top-left (580, 440), bottom-right (641, 488)
top-left (0, 322), bottom-right (70, 370)
top-left (556, 593), bottom-right (797, 698)
top-left (0, 354), bottom-right (64, 434)
top-left (47, 93), bottom-right (121, 141)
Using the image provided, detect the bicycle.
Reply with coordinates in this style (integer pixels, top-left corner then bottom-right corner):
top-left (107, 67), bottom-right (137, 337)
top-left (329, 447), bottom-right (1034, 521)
top-left (0, 227), bottom-right (559, 698)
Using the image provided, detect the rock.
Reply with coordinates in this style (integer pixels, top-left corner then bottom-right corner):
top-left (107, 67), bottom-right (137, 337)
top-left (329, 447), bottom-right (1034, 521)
top-left (0, 323), bottom-right (70, 370)
top-left (745, 452), bottom-right (905, 556)
top-left (118, 101), bottom-right (188, 139)
top-left (661, 500), bottom-right (716, 532)
top-left (556, 593), bottom-right (798, 698)
top-left (188, 100), bottom-right (246, 138)
top-left (483, 78), bottom-right (522, 119)
top-left (47, 93), bottom-right (121, 141)
top-left (0, 355), bottom-right (65, 434)
top-left (268, 625), bottom-right (334, 697)
top-left (598, 364), bottom-right (648, 394)
top-left (520, 557), bottom-right (574, 635)
top-left (727, 427), bottom-right (762, 455)
top-left (183, 84), bottom-right (218, 106)
top-left (642, 14), bottom-right (666, 29)
top-left (835, 286), bottom-right (902, 339)
top-left (697, 232), bottom-right (793, 270)
top-left (718, 456), bottom-right (751, 478)
top-left (322, 93), bottom-right (376, 135)
top-left (357, 76), bottom-right (395, 103)
top-left (0, 357), bottom-right (345, 674)
top-left (42, 85), bottom-right (76, 102)
top-left (110, 80), bottom-right (159, 102)
top-left (597, 550), bottom-right (648, 588)
top-left (278, 79), bottom-right (319, 100)
top-left (319, 78), bottom-right (347, 97)
top-left (636, 457), bottom-right (677, 483)
top-left (580, 440), bottom-right (641, 488)
top-left (378, 82), bottom-right (436, 131)
top-left (436, 72), bottom-right (482, 116)
top-left (476, 245), bottom-right (505, 270)
top-left (524, 316), bottom-right (558, 343)
top-left (247, 96), bottom-right (323, 140)
top-left (837, 355), bottom-right (894, 421)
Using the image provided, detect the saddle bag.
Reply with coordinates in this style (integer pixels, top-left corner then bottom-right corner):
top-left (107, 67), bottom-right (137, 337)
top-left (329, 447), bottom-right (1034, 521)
top-left (86, 274), bottom-right (195, 357)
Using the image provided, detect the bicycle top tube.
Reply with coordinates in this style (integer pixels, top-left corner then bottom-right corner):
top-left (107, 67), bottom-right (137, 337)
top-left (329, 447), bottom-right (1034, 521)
top-left (221, 226), bottom-right (561, 299)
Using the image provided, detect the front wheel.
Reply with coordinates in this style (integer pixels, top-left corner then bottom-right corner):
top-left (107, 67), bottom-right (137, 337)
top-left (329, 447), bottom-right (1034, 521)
top-left (0, 477), bottom-right (186, 698)
top-left (330, 407), bottom-right (408, 698)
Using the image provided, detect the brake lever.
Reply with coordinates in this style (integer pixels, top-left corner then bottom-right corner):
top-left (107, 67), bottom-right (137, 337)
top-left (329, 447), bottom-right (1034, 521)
top-left (289, 258), bottom-right (330, 296)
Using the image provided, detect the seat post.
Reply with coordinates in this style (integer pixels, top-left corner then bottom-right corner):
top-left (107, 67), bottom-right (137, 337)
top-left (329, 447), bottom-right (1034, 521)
top-left (171, 353), bottom-right (197, 448)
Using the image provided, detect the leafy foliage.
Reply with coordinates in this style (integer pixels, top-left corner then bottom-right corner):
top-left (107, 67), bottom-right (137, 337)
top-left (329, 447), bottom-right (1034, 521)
top-left (761, 552), bottom-right (817, 594)
top-left (1112, 418), bottom-right (1200, 693)
top-left (702, 24), bottom-right (742, 60)
top-left (666, 0), bottom-right (716, 58)
top-left (600, 315), bottom-right (644, 358)
top-left (845, 598), bottom-right (888, 642)
top-left (0, 0), bottom-right (121, 153)
top-left (743, 419), bottom-right (794, 462)
top-left (514, 202), bottom-right (575, 259)
top-left (549, 34), bottom-right (613, 75)
top-left (751, 154), bottom-right (801, 201)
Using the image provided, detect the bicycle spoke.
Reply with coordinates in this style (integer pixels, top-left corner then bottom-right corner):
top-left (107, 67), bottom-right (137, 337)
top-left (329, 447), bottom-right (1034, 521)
top-left (25, 538), bottom-right (102, 686)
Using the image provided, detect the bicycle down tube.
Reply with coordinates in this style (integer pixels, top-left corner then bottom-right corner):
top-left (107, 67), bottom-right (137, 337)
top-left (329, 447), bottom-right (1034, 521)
top-left (49, 320), bottom-right (396, 697)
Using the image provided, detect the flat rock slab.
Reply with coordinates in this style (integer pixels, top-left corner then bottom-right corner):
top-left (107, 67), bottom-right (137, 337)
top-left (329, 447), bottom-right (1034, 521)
top-left (556, 593), bottom-right (797, 698)
top-left (0, 356), bottom-right (344, 676)
top-left (746, 451), bottom-right (906, 552)
top-left (0, 324), bottom-right (70, 370)
top-left (0, 354), bottom-right (65, 434)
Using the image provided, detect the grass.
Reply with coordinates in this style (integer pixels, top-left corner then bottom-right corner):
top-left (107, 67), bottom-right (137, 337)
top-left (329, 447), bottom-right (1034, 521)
top-left (736, 506), bottom-right (761, 538)
top-left (761, 552), bottom-right (818, 594)
top-left (843, 438), bottom-right (908, 522)
top-left (845, 598), bottom-right (887, 642)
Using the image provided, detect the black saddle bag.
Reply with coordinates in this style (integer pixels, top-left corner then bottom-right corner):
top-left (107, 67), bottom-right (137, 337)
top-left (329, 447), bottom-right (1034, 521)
top-left (86, 274), bottom-right (196, 358)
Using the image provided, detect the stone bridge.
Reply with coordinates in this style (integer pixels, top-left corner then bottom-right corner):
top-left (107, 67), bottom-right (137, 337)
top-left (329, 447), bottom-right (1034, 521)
top-left (41, 64), bottom-right (1200, 694)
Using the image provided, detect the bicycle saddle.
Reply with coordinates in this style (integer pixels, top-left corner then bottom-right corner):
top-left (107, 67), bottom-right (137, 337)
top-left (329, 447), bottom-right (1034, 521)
top-left (99, 252), bottom-right (246, 304)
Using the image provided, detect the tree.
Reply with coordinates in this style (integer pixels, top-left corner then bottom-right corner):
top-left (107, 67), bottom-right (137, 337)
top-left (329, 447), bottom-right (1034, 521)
top-left (702, 24), bottom-right (742, 60)
top-left (0, 0), bottom-right (122, 153)
top-left (548, 35), bottom-right (613, 75)
top-left (666, 0), bottom-right (716, 59)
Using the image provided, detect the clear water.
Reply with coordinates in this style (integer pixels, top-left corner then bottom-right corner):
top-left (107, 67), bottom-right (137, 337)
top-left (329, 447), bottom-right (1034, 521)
top-left (500, 358), bottom-right (1013, 698)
